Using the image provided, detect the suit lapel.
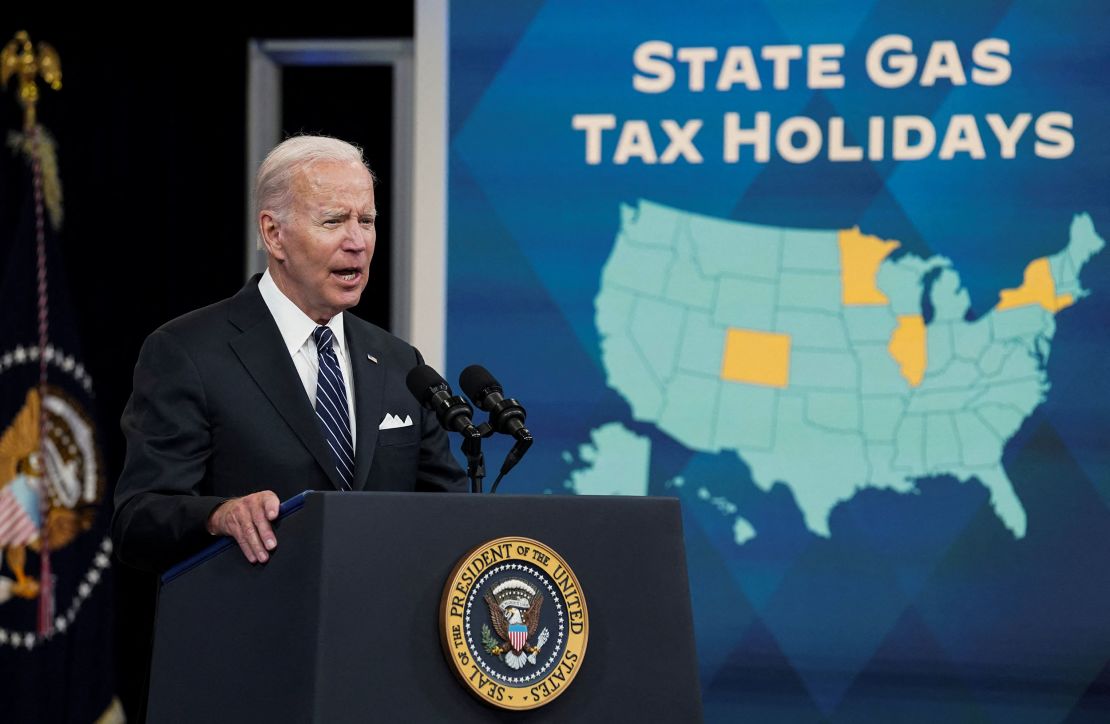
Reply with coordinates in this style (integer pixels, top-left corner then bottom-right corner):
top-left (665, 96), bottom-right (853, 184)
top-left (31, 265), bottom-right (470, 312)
top-left (345, 321), bottom-right (384, 490)
top-left (227, 278), bottom-right (345, 491)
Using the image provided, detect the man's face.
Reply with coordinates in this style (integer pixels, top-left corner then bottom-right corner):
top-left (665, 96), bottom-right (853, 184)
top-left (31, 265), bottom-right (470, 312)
top-left (263, 160), bottom-right (376, 323)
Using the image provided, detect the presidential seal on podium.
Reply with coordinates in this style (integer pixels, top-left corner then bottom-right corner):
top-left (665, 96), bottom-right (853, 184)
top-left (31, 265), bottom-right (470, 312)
top-left (440, 536), bottom-right (589, 710)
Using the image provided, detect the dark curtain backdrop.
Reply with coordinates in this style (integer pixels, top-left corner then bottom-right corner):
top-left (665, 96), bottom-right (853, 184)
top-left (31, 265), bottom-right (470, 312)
top-left (0, 10), bottom-right (413, 722)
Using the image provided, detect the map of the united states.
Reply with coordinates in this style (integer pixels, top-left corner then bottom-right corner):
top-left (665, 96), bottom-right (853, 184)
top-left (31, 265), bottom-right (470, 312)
top-left (586, 200), bottom-right (1105, 538)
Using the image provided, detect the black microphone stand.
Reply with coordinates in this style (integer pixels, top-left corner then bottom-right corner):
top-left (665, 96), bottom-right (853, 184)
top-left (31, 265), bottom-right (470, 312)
top-left (466, 420), bottom-right (527, 494)
top-left (467, 419), bottom-right (532, 494)
top-left (462, 426), bottom-right (486, 494)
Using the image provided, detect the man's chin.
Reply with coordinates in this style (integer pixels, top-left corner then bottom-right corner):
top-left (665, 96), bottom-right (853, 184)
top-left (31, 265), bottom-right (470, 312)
top-left (329, 286), bottom-right (367, 313)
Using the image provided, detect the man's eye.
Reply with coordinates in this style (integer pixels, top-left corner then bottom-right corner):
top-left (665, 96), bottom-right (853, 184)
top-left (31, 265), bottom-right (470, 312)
top-left (360, 217), bottom-right (375, 226)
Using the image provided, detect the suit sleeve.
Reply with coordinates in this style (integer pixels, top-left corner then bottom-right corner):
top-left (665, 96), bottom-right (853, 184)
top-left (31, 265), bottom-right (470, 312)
top-left (112, 329), bottom-right (226, 572)
top-left (412, 347), bottom-right (470, 493)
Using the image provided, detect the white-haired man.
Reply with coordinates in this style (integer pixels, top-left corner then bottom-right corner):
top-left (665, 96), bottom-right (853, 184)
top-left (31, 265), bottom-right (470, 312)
top-left (112, 136), bottom-right (466, 571)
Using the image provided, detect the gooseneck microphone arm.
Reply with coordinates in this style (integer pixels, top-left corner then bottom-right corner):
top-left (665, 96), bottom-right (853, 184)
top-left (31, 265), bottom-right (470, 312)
top-left (406, 364), bottom-right (485, 493)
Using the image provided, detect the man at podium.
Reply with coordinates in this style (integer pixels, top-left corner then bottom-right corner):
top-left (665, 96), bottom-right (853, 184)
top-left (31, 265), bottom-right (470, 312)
top-left (112, 135), bottom-right (466, 572)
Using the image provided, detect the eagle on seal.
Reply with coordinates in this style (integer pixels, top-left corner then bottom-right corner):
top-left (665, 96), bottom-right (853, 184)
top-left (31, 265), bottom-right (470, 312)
top-left (484, 579), bottom-right (546, 670)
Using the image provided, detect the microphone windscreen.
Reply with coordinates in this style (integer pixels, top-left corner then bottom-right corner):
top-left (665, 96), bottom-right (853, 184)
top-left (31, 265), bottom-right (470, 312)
top-left (459, 364), bottom-right (501, 406)
top-left (406, 364), bottom-right (448, 404)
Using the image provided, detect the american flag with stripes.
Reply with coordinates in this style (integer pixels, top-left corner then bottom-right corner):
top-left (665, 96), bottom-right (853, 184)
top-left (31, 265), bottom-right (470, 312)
top-left (0, 482), bottom-right (39, 546)
top-left (508, 622), bottom-right (528, 653)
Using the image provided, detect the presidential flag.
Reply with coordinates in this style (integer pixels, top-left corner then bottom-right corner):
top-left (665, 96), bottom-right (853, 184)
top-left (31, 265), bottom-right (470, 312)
top-left (0, 31), bottom-right (122, 723)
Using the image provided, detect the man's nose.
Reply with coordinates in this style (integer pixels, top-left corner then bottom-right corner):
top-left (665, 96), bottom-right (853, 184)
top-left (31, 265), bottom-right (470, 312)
top-left (341, 218), bottom-right (370, 249)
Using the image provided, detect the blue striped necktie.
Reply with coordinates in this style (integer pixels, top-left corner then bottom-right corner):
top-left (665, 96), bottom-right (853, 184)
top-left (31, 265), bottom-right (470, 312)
top-left (313, 326), bottom-right (354, 490)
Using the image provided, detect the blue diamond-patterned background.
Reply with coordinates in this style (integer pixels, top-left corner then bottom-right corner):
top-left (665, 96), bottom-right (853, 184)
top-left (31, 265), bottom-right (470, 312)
top-left (447, 2), bottom-right (1110, 720)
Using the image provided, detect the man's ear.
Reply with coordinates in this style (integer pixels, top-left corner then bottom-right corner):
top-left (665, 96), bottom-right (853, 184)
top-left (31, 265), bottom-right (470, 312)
top-left (259, 211), bottom-right (285, 261)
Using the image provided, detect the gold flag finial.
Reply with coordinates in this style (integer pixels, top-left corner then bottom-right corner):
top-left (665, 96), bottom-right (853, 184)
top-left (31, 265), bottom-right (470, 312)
top-left (2, 30), bottom-right (63, 131)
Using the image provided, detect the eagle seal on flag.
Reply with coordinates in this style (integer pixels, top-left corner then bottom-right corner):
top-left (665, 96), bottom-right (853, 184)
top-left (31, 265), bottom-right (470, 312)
top-left (0, 384), bottom-right (101, 606)
top-left (482, 578), bottom-right (550, 670)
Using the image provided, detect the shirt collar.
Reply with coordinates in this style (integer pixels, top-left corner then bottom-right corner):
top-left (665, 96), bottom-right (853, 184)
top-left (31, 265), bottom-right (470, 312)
top-left (258, 269), bottom-right (347, 356)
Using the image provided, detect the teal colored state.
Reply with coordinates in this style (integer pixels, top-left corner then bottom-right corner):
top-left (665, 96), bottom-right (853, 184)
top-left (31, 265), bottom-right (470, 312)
top-left (621, 200), bottom-right (682, 249)
top-left (567, 423), bottom-right (651, 496)
top-left (971, 468), bottom-right (1027, 541)
top-left (791, 349), bottom-right (859, 390)
top-left (714, 381), bottom-right (777, 448)
top-left (777, 271), bottom-right (843, 313)
top-left (804, 391), bottom-right (861, 432)
top-left (974, 403), bottom-right (1027, 441)
top-left (677, 311), bottom-right (727, 377)
top-left (864, 443), bottom-right (912, 492)
top-left (781, 227), bottom-right (840, 272)
top-left (600, 233), bottom-right (674, 296)
top-left (1050, 212), bottom-right (1106, 299)
top-left (657, 372), bottom-right (723, 452)
top-left (951, 318), bottom-right (990, 361)
top-left (925, 324), bottom-right (954, 377)
top-left (972, 377), bottom-right (1047, 431)
top-left (861, 396), bottom-right (906, 442)
top-left (905, 385), bottom-right (984, 414)
top-left (713, 383), bottom-right (778, 451)
top-left (843, 307), bottom-right (897, 342)
top-left (733, 515), bottom-right (757, 545)
top-left (664, 234), bottom-right (716, 311)
top-left (924, 414), bottom-right (962, 469)
top-left (918, 357), bottom-right (982, 388)
top-left (599, 334), bottom-right (663, 420)
top-left (876, 255), bottom-right (933, 315)
top-left (953, 412), bottom-right (1003, 468)
top-left (687, 210), bottom-right (782, 280)
top-left (596, 262), bottom-right (666, 421)
top-left (776, 309), bottom-right (850, 350)
top-left (929, 268), bottom-right (971, 322)
top-left (595, 284), bottom-right (635, 337)
top-left (893, 415), bottom-right (926, 471)
top-left (714, 277), bottom-right (777, 331)
top-left (738, 395), bottom-right (869, 537)
top-left (631, 296), bottom-right (684, 383)
top-left (976, 343), bottom-right (1008, 376)
top-left (987, 342), bottom-right (1045, 382)
top-left (989, 305), bottom-right (1054, 341)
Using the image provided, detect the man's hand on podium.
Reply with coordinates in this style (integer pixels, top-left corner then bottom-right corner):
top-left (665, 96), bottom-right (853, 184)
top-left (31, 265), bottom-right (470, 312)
top-left (206, 491), bottom-right (281, 564)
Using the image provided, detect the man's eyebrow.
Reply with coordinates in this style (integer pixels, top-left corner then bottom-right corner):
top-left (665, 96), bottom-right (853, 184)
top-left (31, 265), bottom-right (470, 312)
top-left (316, 207), bottom-right (377, 219)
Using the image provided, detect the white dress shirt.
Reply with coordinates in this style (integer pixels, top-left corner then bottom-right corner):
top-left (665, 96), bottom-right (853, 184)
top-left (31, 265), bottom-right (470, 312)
top-left (258, 269), bottom-right (357, 446)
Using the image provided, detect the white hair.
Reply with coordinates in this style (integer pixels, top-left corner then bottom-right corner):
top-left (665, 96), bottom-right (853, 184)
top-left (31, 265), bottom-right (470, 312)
top-left (254, 135), bottom-right (376, 248)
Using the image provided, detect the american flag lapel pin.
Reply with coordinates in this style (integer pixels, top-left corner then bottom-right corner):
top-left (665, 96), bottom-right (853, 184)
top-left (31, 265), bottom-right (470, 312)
top-left (367, 354), bottom-right (378, 364)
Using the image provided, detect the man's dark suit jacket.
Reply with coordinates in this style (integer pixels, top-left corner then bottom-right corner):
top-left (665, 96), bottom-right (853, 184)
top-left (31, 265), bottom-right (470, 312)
top-left (112, 276), bottom-right (467, 572)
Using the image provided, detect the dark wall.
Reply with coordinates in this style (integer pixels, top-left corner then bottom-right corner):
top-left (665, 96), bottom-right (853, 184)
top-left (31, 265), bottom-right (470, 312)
top-left (0, 11), bottom-right (413, 722)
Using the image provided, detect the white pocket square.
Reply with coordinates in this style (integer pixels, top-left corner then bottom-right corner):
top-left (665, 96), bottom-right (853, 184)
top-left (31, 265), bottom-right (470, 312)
top-left (379, 413), bottom-right (414, 430)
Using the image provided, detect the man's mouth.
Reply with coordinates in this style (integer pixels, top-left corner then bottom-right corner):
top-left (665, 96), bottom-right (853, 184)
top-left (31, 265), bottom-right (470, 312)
top-left (334, 269), bottom-right (361, 282)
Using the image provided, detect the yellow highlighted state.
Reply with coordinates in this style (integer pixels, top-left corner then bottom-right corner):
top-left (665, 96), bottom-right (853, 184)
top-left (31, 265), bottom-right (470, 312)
top-left (838, 227), bottom-right (901, 306)
top-left (888, 315), bottom-right (926, 387)
top-left (721, 328), bottom-right (791, 388)
top-left (996, 257), bottom-right (1073, 313)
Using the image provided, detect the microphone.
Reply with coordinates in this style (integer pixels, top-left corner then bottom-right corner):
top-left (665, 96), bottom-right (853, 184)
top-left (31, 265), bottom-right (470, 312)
top-left (458, 365), bottom-right (530, 441)
top-left (405, 364), bottom-right (479, 438)
top-left (459, 365), bottom-right (533, 493)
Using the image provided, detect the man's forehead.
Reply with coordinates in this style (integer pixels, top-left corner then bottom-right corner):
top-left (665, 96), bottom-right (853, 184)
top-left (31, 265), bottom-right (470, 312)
top-left (295, 160), bottom-right (374, 198)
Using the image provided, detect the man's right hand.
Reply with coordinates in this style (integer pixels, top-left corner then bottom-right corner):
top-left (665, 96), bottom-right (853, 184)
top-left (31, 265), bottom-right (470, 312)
top-left (206, 491), bottom-right (281, 563)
